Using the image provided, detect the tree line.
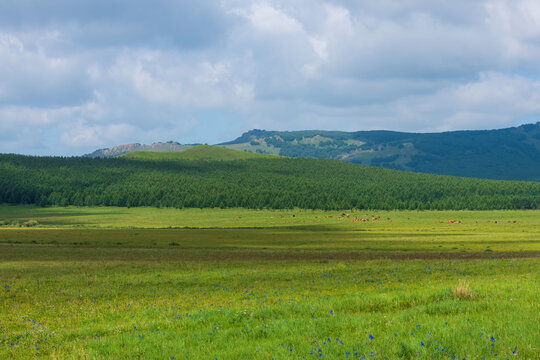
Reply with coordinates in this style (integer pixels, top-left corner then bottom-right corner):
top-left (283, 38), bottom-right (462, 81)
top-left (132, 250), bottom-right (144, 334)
top-left (1, 154), bottom-right (539, 210)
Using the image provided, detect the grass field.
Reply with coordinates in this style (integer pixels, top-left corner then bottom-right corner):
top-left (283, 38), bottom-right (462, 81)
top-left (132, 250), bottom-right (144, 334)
top-left (0, 206), bottom-right (538, 359)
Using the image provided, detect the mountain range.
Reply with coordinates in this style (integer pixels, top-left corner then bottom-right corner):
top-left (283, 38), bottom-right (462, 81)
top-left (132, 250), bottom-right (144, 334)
top-left (85, 122), bottom-right (540, 181)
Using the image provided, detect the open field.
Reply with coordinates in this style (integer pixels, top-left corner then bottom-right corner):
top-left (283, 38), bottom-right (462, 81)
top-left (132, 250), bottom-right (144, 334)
top-left (2, 205), bottom-right (540, 230)
top-left (0, 206), bottom-right (539, 358)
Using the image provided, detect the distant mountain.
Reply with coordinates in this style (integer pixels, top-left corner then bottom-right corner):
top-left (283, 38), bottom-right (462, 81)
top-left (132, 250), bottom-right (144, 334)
top-left (84, 141), bottom-right (194, 158)
top-left (221, 122), bottom-right (540, 181)
top-left (84, 122), bottom-right (540, 181)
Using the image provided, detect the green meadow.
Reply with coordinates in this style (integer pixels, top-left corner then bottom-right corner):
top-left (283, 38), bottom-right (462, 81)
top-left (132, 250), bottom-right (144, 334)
top-left (0, 206), bottom-right (539, 359)
top-left (1, 205), bottom-right (540, 230)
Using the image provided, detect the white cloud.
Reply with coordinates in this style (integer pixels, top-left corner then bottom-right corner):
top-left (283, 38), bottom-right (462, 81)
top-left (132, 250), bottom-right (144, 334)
top-left (61, 121), bottom-right (135, 147)
top-left (484, 0), bottom-right (540, 64)
top-left (486, 0), bottom-right (540, 39)
top-left (308, 37), bottom-right (328, 60)
top-left (0, 99), bottom-right (105, 153)
top-left (2, 0), bottom-right (540, 155)
top-left (106, 50), bottom-right (255, 109)
top-left (322, 4), bottom-right (354, 38)
top-left (391, 72), bottom-right (540, 130)
top-left (242, 2), bottom-right (303, 34)
top-left (0, 31), bottom-right (92, 107)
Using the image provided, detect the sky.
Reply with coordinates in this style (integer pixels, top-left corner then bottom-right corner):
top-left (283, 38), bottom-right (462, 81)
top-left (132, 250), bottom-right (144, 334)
top-left (2, 1), bottom-right (540, 155)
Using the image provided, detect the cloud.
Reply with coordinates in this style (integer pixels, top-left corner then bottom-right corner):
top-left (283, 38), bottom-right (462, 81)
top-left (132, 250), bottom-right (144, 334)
top-left (0, 32), bottom-right (93, 107)
top-left (241, 2), bottom-right (304, 34)
top-left (0, 1), bottom-right (232, 50)
top-left (106, 50), bottom-right (255, 108)
top-left (61, 121), bottom-right (135, 147)
top-left (393, 72), bottom-right (540, 131)
top-left (1, 0), bottom-right (540, 155)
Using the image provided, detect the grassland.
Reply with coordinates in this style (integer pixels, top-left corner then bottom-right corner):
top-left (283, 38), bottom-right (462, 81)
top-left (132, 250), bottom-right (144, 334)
top-left (0, 206), bottom-right (538, 359)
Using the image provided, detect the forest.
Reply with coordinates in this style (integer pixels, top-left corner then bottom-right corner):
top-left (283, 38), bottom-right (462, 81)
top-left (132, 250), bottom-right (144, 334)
top-left (220, 123), bottom-right (540, 181)
top-left (1, 151), bottom-right (539, 210)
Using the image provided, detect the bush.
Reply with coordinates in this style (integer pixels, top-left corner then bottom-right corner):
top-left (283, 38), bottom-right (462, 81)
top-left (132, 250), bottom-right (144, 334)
top-left (22, 219), bottom-right (39, 227)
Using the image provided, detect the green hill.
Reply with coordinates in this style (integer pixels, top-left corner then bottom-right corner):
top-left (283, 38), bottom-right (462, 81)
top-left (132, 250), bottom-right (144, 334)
top-left (122, 145), bottom-right (276, 161)
top-left (85, 141), bottom-right (193, 158)
top-left (220, 123), bottom-right (540, 181)
top-left (1, 146), bottom-right (539, 210)
top-left (84, 122), bottom-right (540, 181)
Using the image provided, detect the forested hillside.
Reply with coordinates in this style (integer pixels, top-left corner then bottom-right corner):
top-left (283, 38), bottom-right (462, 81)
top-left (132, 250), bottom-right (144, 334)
top-left (1, 147), bottom-right (539, 210)
top-left (85, 123), bottom-right (540, 181)
top-left (221, 122), bottom-right (540, 181)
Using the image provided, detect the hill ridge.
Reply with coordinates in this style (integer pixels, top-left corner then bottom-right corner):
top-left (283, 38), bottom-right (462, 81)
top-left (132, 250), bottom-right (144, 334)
top-left (121, 145), bottom-right (277, 161)
top-left (85, 141), bottom-right (194, 158)
top-left (83, 122), bottom-right (540, 181)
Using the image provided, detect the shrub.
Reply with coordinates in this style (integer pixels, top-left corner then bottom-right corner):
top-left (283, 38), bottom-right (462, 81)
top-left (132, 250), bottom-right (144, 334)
top-left (22, 219), bottom-right (39, 227)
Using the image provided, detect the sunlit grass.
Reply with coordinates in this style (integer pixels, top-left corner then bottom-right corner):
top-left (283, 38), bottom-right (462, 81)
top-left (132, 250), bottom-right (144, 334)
top-left (1, 258), bottom-right (538, 359)
top-left (0, 206), bottom-right (538, 358)
top-left (1, 205), bottom-right (540, 231)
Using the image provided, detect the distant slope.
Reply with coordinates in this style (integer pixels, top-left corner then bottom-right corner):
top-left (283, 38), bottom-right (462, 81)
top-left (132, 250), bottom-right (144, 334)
top-left (122, 145), bottom-right (276, 161)
top-left (84, 123), bottom-right (540, 181)
top-left (85, 141), bottom-right (193, 158)
top-left (1, 147), bottom-right (539, 210)
top-left (220, 122), bottom-right (540, 181)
